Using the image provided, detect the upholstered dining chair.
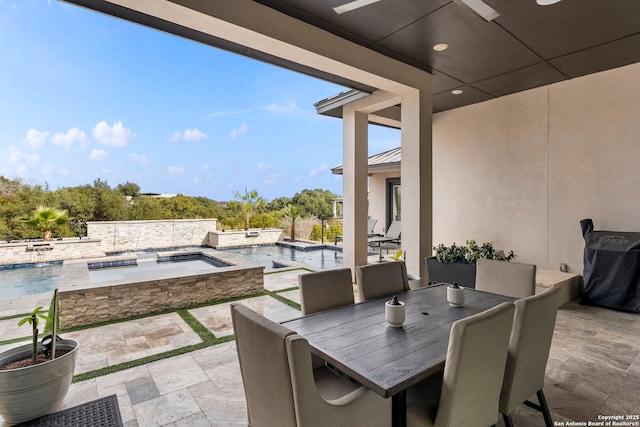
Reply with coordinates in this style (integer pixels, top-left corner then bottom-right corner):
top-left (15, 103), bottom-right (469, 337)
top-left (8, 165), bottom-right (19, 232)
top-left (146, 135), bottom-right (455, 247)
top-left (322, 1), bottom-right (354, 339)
top-left (231, 303), bottom-right (391, 427)
top-left (355, 261), bottom-right (409, 302)
top-left (499, 287), bottom-right (561, 427)
top-left (475, 259), bottom-right (536, 299)
top-left (406, 302), bottom-right (515, 427)
top-left (298, 268), bottom-right (354, 315)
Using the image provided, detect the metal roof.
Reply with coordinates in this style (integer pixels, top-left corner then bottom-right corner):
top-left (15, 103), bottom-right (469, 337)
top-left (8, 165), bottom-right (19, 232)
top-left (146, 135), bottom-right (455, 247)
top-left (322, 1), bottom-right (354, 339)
top-left (332, 147), bottom-right (401, 175)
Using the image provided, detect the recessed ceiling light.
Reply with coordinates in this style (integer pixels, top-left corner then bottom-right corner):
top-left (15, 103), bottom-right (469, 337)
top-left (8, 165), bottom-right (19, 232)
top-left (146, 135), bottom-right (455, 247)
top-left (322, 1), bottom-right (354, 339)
top-left (536, 0), bottom-right (562, 5)
top-left (452, 89), bottom-right (464, 95)
top-left (433, 43), bottom-right (449, 52)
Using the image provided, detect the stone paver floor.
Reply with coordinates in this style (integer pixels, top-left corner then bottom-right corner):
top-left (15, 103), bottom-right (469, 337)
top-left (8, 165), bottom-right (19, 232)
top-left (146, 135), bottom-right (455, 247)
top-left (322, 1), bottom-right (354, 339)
top-left (1, 268), bottom-right (639, 426)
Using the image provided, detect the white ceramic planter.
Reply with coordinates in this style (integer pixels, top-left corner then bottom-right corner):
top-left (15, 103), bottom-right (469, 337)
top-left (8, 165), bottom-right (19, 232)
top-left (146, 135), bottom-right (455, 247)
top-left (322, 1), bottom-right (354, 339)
top-left (0, 339), bottom-right (79, 424)
top-left (385, 299), bottom-right (406, 327)
top-left (447, 286), bottom-right (465, 307)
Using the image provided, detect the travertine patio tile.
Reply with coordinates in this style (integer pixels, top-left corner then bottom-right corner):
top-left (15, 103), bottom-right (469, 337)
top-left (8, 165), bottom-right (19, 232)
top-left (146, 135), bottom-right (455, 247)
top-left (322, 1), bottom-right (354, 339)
top-left (278, 288), bottom-right (301, 305)
top-left (63, 313), bottom-right (201, 373)
top-left (263, 269), bottom-right (303, 291)
top-left (148, 355), bottom-right (207, 395)
top-left (133, 389), bottom-right (201, 427)
top-left (189, 294), bottom-right (301, 337)
top-left (127, 376), bottom-right (160, 405)
top-left (0, 317), bottom-right (30, 341)
top-left (173, 412), bottom-right (213, 427)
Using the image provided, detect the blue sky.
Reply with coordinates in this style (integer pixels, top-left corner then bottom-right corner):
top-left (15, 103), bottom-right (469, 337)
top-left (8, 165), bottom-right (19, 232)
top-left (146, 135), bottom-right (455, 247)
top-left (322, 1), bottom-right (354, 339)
top-left (0, 0), bottom-right (400, 201)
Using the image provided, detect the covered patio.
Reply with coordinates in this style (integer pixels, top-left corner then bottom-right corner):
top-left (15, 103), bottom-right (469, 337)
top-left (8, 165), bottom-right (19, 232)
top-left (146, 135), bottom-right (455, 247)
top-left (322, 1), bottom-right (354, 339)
top-left (35, 0), bottom-right (640, 424)
top-left (0, 269), bottom-right (638, 426)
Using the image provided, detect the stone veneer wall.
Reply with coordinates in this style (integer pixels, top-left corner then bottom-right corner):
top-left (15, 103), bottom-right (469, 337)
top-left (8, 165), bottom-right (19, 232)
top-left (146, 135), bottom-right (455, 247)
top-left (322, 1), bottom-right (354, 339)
top-left (0, 239), bottom-right (104, 266)
top-left (88, 219), bottom-right (217, 253)
top-left (59, 266), bottom-right (263, 328)
top-left (207, 228), bottom-right (283, 248)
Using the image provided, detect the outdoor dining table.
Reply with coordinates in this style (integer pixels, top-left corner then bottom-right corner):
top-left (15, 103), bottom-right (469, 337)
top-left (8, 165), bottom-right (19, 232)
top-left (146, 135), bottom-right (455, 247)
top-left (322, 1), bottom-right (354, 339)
top-left (282, 283), bottom-right (515, 427)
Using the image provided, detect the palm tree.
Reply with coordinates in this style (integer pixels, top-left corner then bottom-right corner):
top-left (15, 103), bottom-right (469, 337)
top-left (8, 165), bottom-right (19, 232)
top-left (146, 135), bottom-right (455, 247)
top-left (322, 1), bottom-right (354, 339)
top-left (282, 204), bottom-right (302, 242)
top-left (234, 188), bottom-right (263, 231)
top-left (20, 206), bottom-right (70, 241)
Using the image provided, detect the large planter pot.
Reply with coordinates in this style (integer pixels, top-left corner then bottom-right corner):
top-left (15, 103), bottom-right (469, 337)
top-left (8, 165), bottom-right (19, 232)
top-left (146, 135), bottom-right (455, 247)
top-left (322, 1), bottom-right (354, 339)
top-left (0, 339), bottom-right (79, 424)
top-left (425, 257), bottom-right (477, 288)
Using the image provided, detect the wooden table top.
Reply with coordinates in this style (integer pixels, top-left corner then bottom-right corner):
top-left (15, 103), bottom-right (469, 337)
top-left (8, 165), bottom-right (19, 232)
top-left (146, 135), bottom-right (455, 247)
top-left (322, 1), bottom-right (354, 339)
top-left (283, 284), bottom-right (514, 398)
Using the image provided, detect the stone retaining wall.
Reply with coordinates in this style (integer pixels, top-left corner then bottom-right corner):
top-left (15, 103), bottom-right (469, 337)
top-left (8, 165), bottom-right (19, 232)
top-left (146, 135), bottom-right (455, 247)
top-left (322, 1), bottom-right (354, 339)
top-left (207, 228), bottom-right (283, 248)
top-left (0, 239), bottom-right (104, 267)
top-left (59, 266), bottom-right (263, 328)
top-left (88, 219), bottom-right (217, 253)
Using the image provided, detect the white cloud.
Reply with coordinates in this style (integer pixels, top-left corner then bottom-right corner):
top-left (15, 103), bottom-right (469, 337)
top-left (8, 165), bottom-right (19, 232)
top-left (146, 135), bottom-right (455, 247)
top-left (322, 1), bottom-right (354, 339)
top-left (263, 100), bottom-right (299, 114)
top-left (230, 123), bottom-right (248, 140)
top-left (168, 131), bottom-right (181, 142)
top-left (130, 153), bottom-right (148, 166)
top-left (89, 148), bottom-right (108, 161)
top-left (52, 127), bottom-right (87, 149)
top-left (310, 162), bottom-right (329, 177)
top-left (24, 129), bottom-right (49, 148)
top-left (169, 129), bottom-right (207, 142)
top-left (168, 166), bottom-right (184, 176)
top-left (183, 128), bottom-right (207, 141)
top-left (42, 164), bottom-right (69, 176)
top-left (8, 145), bottom-right (39, 165)
top-left (257, 161), bottom-right (274, 172)
top-left (92, 121), bottom-right (132, 147)
top-left (262, 173), bottom-right (281, 185)
top-left (208, 108), bottom-right (252, 118)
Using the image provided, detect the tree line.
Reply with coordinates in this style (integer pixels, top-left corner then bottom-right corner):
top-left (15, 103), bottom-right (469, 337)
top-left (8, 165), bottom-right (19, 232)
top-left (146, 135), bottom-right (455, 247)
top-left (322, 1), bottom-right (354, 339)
top-left (0, 176), bottom-right (342, 241)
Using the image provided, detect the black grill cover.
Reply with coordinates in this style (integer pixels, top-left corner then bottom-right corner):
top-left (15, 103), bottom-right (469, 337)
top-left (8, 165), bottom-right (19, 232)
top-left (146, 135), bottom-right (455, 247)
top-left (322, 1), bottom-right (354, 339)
top-left (581, 219), bottom-right (640, 313)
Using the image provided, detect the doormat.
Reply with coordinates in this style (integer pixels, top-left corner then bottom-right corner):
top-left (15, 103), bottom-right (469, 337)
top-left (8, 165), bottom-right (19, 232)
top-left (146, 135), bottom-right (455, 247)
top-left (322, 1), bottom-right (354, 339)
top-left (15, 394), bottom-right (123, 427)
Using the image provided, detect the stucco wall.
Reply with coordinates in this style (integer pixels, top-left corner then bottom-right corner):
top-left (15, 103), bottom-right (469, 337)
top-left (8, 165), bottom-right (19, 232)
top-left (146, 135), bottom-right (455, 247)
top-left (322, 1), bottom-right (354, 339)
top-left (432, 62), bottom-right (640, 274)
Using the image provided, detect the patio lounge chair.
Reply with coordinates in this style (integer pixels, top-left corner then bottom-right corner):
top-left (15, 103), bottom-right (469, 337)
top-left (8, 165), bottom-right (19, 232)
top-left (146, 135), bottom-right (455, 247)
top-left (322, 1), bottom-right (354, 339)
top-left (334, 218), bottom-right (378, 245)
top-left (367, 220), bottom-right (401, 248)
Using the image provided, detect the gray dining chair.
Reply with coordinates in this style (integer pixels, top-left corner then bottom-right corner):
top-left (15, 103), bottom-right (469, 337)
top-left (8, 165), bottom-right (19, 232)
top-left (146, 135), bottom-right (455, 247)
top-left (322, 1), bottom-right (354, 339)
top-left (406, 302), bottom-right (515, 427)
top-left (500, 287), bottom-right (561, 427)
top-left (231, 303), bottom-right (391, 427)
top-left (355, 261), bottom-right (409, 301)
top-left (298, 268), bottom-right (354, 315)
top-left (475, 259), bottom-right (536, 299)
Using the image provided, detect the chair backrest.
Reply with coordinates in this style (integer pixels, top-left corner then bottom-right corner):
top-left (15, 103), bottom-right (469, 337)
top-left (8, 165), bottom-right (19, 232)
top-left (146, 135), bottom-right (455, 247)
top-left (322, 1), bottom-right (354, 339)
top-left (475, 259), bottom-right (536, 298)
top-left (435, 302), bottom-right (515, 427)
top-left (385, 220), bottom-right (402, 239)
top-left (231, 303), bottom-right (297, 427)
top-left (367, 218), bottom-right (378, 234)
top-left (355, 261), bottom-right (409, 301)
top-left (499, 287), bottom-right (561, 415)
top-left (298, 268), bottom-right (354, 315)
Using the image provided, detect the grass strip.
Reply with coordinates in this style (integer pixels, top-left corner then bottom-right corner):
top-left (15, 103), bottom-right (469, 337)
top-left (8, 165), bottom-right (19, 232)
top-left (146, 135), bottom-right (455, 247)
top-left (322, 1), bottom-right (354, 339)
top-left (264, 289), bottom-right (301, 311)
top-left (0, 313), bottom-right (31, 322)
top-left (72, 336), bottom-right (235, 383)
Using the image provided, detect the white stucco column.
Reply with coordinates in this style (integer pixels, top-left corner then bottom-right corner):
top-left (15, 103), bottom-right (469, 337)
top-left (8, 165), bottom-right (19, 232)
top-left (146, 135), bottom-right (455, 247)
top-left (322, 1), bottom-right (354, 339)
top-left (342, 108), bottom-right (369, 276)
top-left (401, 89), bottom-right (433, 284)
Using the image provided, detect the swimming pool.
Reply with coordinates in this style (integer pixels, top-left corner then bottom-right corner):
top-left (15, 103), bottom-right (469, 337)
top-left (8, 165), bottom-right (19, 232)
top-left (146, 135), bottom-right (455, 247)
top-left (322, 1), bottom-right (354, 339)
top-left (0, 264), bottom-right (63, 300)
top-left (0, 244), bottom-right (344, 300)
top-left (216, 245), bottom-right (343, 271)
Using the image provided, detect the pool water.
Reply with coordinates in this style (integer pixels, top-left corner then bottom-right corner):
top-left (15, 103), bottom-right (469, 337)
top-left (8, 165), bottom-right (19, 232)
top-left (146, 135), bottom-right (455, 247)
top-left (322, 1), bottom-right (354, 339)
top-left (88, 259), bottom-right (219, 283)
top-left (216, 245), bottom-right (343, 271)
top-left (0, 264), bottom-right (63, 300)
top-left (0, 245), bottom-right (344, 300)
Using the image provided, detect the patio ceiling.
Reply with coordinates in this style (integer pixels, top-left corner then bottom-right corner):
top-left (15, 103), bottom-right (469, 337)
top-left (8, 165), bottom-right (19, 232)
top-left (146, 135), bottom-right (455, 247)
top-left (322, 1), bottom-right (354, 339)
top-left (254, 0), bottom-right (640, 112)
top-left (64, 1), bottom-right (640, 113)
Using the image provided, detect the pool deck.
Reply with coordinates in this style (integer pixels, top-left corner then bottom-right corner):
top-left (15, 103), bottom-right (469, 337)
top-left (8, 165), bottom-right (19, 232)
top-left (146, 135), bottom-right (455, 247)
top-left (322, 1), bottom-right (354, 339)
top-left (1, 267), bottom-right (638, 426)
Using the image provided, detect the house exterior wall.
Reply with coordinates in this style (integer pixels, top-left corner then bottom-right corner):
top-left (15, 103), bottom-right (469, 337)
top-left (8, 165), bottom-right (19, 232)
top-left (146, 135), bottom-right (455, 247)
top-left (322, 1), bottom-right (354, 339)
top-left (369, 171), bottom-right (400, 235)
top-left (432, 61), bottom-right (640, 274)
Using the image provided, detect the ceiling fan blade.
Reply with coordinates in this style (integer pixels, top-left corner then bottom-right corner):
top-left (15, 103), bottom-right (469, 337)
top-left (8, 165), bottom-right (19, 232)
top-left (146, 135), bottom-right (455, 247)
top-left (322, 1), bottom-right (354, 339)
top-left (333, 0), bottom-right (382, 15)
top-left (453, 0), bottom-right (500, 21)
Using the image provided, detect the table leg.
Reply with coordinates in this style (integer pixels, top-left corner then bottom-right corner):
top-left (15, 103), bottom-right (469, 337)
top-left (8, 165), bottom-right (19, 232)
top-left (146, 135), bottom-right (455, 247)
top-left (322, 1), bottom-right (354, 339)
top-left (392, 390), bottom-right (406, 427)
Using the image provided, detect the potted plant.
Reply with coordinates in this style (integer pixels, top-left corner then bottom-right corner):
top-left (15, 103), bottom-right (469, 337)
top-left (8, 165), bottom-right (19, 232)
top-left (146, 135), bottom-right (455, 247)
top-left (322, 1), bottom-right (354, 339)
top-left (426, 240), bottom-right (515, 288)
top-left (0, 290), bottom-right (79, 424)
